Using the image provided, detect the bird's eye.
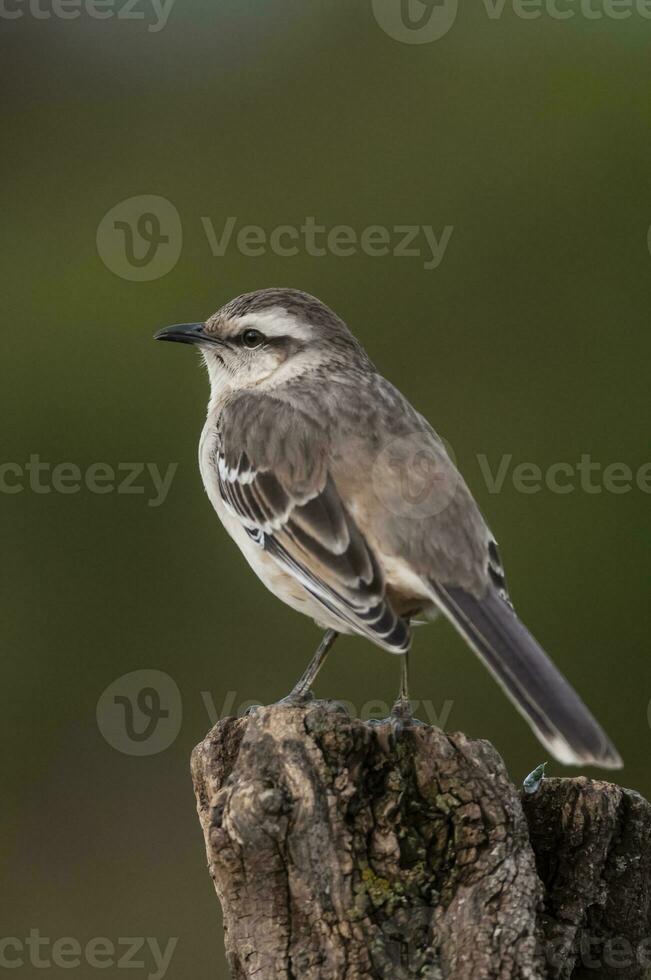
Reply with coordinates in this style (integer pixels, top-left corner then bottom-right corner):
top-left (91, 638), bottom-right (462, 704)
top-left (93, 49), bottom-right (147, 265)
top-left (241, 329), bottom-right (265, 349)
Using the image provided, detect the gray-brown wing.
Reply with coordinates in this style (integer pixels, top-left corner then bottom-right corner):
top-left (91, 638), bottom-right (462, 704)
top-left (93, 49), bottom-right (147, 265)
top-left (214, 392), bottom-right (410, 652)
top-left (323, 371), bottom-right (504, 599)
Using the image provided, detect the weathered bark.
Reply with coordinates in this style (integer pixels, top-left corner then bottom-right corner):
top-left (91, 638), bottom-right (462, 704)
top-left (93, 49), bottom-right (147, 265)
top-left (522, 778), bottom-right (651, 979)
top-left (191, 701), bottom-right (651, 980)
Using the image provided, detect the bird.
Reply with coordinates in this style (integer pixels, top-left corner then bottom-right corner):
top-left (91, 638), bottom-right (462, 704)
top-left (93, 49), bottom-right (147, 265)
top-left (155, 287), bottom-right (622, 769)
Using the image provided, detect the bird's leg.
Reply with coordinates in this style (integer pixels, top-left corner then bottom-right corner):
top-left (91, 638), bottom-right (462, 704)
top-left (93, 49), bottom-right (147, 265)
top-left (399, 649), bottom-right (410, 702)
top-left (390, 650), bottom-right (416, 734)
top-left (281, 629), bottom-right (339, 704)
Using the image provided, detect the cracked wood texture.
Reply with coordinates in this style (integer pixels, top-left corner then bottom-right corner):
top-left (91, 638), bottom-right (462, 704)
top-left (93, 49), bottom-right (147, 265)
top-left (191, 702), bottom-right (651, 980)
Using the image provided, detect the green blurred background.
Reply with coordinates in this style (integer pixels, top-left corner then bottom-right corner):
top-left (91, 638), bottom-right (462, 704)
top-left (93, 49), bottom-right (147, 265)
top-left (3, 1), bottom-right (650, 976)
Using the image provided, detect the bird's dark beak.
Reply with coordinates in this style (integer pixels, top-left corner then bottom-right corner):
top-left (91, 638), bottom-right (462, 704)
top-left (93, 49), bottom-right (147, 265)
top-left (154, 322), bottom-right (207, 345)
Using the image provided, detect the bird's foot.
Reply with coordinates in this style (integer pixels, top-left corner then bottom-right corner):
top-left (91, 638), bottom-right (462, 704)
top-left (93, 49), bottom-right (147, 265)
top-left (243, 689), bottom-right (315, 716)
top-left (388, 695), bottom-right (423, 742)
top-left (277, 687), bottom-right (316, 708)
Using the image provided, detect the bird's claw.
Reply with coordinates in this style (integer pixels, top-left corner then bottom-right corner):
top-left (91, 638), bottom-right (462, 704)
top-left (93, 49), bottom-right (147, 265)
top-left (388, 696), bottom-right (423, 745)
top-left (277, 688), bottom-right (316, 708)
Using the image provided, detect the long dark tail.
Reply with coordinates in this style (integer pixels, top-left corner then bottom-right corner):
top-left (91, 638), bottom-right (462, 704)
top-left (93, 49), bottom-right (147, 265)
top-left (430, 583), bottom-right (622, 769)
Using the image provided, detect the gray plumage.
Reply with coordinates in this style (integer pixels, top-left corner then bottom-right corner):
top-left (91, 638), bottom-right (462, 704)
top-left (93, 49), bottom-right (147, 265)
top-left (155, 287), bottom-right (622, 769)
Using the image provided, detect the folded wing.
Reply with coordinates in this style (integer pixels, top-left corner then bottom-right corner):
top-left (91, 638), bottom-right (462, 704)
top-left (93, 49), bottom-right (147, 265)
top-left (214, 393), bottom-right (410, 652)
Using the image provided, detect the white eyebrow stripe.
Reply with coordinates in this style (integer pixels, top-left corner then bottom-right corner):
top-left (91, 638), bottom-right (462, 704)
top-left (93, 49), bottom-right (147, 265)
top-left (235, 308), bottom-right (314, 341)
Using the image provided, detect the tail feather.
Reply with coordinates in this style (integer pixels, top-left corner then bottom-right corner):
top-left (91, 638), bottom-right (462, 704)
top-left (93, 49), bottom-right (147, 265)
top-left (430, 583), bottom-right (622, 769)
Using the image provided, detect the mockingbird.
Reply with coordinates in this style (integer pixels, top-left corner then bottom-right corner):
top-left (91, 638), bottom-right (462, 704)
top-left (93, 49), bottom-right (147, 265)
top-left (155, 287), bottom-right (621, 769)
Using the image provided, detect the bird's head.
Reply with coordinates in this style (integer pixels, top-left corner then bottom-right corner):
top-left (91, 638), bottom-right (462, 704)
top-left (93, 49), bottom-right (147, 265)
top-left (155, 287), bottom-right (370, 393)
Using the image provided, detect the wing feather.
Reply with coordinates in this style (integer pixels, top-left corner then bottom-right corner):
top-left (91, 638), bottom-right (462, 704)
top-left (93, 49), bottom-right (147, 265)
top-left (215, 394), bottom-right (410, 652)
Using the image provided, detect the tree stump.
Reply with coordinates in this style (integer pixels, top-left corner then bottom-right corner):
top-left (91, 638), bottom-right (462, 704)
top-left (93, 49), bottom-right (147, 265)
top-left (191, 701), bottom-right (651, 980)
